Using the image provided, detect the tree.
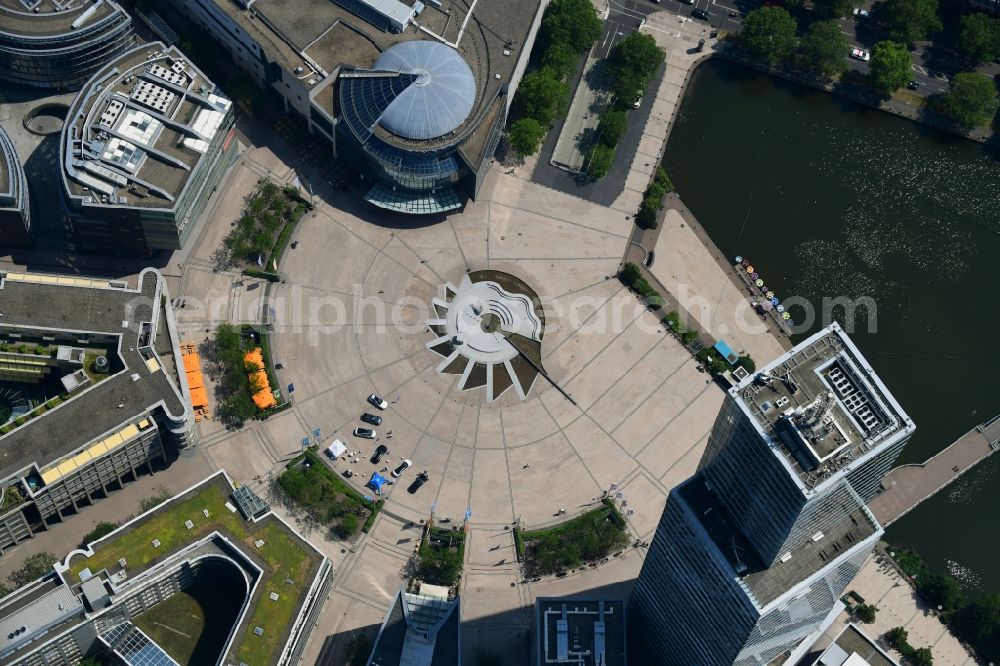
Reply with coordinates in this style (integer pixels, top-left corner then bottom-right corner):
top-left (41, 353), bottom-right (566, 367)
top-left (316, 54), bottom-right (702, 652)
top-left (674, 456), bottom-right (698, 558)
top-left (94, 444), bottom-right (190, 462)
top-left (958, 13), bottom-right (1000, 64)
top-left (8, 552), bottom-right (57, 587)
top-left (855, 603), bottom-right (878, 623)
top-left (541, 41), bottom-right (580, 81)
top-left (869, 41), bottom-right (914, 94)
top-left (540, 0), bottom-right (602, 53)
top-left (740, 7), bottom-right (798, 64)
top-left (597, 110), bottom-right (628, 147)
top-left (620, 262), bottom-right (643, 286)
top-left (884, 626), bottom-right (909, 650)
top-left (736, 355), bottom-right (756, 373)
top-left (608, 32), bottom-right (665, 106)
top-left (586, 144), bottom-right (615, 180)
top-left (911, 647), bottom-right (934, 666)
top-left (952, 593), bottom-right (1000, 659)
top-left (936, 72), bottom-right (999, 128)
top-left (881, 0), bottom-right (942, 45)
top-left (508, 118), bottom-right (547, 156)
top-left (917, 572), bottom-right (963, 612)
top-left (813, 0), bottom-right (858, 19)
top-left (798, 20), bottom-right (850, 76)
top-left (512, 69), bottom-right (569, 126)
top-left (82, 522), bottom-right (119, 545)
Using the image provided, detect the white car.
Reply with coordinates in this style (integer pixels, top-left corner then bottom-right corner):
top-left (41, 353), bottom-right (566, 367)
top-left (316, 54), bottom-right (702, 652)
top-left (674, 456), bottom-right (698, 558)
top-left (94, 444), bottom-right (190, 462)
top-left (852, 7), bottom-right (870, 18)
top-left (850, 48), bottom-right (871, 61)
top-left (353, 428), bottom-right (377, 439)
top-left (367, 393), bottom-right (389, 410)
top-left (392, 458), bottom-right (412, 478)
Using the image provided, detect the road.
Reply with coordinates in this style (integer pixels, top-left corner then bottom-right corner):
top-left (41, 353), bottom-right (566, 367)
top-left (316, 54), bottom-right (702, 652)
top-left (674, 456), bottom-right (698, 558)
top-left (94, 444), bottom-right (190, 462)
top-left (604, 0), bottom-right (999, 100)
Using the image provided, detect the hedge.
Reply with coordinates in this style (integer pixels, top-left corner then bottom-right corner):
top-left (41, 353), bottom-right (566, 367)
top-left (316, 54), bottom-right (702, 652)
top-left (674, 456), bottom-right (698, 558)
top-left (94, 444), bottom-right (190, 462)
top-left (635, 167), bottom-right (674, 230)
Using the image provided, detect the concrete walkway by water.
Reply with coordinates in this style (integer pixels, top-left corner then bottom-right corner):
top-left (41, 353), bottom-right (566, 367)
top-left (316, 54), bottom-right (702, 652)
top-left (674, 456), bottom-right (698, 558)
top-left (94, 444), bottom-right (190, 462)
top-left (869, 415), bottom-right (1000, 526)
top-left (812, 553), bottom-right (979, 666)
top-left (609, 10), bottom-right (716, 214)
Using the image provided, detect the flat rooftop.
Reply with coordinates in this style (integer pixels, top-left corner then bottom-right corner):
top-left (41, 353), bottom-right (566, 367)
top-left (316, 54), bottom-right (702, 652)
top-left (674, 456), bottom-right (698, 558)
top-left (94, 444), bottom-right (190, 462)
top-left (535, 598), bottom-right (627, 666)
top-left (813, 624), bottom-right (899, 666)
top-left (62, 42), bottom-right (232, 210)
top-left (0, 0), bottom-right (125, 37)
top-left (0, 269), bottom-right (187, 482)
top-left (0, 473), bottom-right (326, 666)
top-left (679, 475), bottom-right (879, 608)
top-left (63, 473), bottom-right (325, 666)
top-left (215, 0), bottom-right (538, 152)
top-left (369, 587), bottom-right (460, 666)
top-left (731, 324), bottom-right (914, 491)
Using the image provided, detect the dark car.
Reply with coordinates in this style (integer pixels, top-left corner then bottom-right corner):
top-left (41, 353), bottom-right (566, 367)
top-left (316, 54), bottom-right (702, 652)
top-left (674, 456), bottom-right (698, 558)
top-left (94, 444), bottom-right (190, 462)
top-left (407, 471), bottom-right (429, 494)
top-left (907, 80), bottom-right (920, 90)
top-left (361, 412), bottom-right (383, 426)
top-left (691, 8), bottom-right (710, 20)
top-left (371, 444), bottom-right (389, 464)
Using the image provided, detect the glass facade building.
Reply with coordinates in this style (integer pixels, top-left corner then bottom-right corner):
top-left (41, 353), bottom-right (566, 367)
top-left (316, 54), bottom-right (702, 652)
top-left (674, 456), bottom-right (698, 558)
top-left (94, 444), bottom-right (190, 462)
top-left (60, 43), bottom-right (237, 255)
top-left (630, 324), bottom-right (915, 666)
top-left (338, 41), bottom-right (505, 214)
top-left (0, 0), bottom-right (134, 90)
top-left (0, 123), bottom-right (30, 248)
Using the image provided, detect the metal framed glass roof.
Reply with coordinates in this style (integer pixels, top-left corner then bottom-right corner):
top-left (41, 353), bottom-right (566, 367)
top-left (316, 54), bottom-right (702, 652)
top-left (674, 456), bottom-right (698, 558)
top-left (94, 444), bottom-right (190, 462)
top-left (233, 484), bottom-right (269, 519)
top-left (358, 41), bottom-right (476, 141)
top-left (101, 622), bottom-right (179, 666)
top-left (364, 182), bottom-right (464, 214)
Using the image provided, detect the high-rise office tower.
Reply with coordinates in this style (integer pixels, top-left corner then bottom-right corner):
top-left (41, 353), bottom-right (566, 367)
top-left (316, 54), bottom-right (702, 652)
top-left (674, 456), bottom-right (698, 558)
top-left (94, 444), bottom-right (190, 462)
top-left (630, 323), bottom-right (915, 666)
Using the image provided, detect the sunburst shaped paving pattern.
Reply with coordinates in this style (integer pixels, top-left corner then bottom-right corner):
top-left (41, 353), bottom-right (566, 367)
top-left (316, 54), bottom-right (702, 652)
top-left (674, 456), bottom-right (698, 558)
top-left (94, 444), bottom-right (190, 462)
top-left (426, 271), bottom-right (545, 402)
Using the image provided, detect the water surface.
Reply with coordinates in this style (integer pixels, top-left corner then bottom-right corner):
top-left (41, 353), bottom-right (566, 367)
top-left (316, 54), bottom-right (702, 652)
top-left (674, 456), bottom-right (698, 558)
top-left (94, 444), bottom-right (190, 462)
top-left (665, 58), bottom-right (1000, 595)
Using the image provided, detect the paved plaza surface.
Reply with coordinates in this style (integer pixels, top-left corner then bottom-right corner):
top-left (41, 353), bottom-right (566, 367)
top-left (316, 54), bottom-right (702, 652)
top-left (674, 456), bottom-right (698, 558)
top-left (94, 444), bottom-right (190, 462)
top-left (151, 142), bottom-right (783, 661)
top-left (0, 19), bottom-right (962, 659)
top-left (812, 554), bottom-right (978, 666)
top-left (650, 208), bottom-right (786, 365)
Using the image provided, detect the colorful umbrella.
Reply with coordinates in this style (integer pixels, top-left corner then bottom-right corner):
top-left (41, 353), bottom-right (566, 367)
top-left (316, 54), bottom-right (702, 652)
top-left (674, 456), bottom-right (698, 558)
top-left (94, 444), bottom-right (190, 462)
top-left (755, 279), bottom-right (764, 287)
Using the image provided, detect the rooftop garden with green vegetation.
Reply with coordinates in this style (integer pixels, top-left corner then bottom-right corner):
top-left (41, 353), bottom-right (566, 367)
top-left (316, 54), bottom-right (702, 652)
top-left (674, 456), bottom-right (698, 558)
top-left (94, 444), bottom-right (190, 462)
top-left (516, 500), bottom-right (629, 577)
top-left (66, 480), bottom-right (320, 666)
top-left (275, 448), bottom-right (378, 539)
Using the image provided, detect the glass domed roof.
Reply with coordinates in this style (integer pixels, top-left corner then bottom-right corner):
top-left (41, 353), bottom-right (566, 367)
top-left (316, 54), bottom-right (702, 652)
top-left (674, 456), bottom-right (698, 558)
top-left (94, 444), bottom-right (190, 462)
top-left (370, 41), bottom-right (476, 141)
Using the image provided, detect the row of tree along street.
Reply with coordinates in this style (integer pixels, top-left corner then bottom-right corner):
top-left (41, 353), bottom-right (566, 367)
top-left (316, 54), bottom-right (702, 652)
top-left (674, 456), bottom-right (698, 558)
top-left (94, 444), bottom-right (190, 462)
top-left (737, 0), bottom-right (1000, 129)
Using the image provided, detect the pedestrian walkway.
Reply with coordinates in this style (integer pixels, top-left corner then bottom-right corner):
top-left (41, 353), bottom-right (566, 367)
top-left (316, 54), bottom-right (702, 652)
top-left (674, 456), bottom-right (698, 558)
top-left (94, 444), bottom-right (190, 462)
top-left (816, 553), bottom-right (978, 666)
top-left (869, 415), bottom-right (1000, 526)
top-left (610, 11), bottom-right (716, 214)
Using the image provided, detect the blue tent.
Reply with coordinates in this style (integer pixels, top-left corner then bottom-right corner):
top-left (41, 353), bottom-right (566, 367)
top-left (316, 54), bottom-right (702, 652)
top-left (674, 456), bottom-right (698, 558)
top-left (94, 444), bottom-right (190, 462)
top-left (714, 340), bottom-right (739, 366)
top-left (367, 472), bottom-right (388, 495)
